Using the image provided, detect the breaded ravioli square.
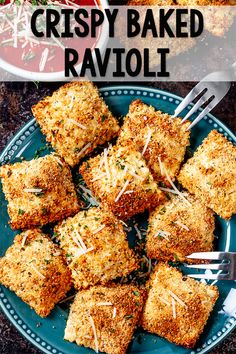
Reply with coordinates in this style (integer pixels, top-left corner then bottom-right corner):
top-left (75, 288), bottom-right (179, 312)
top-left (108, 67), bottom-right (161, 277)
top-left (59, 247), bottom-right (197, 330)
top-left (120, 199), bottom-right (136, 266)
top-left (178, 130), bottom-right (236, 219)
top-left (55, 207), bottom-right (137, 289)
top-left (32, 81), bottom-right (120, 167)
top-left (79, 145), bottom-right (165, 220)
top-left (0, 230), bottom-right (71, 317)
top-left (147, 194), bottom-right (215, 262)
top-left (118, 100), bottom-right (190, 184)
top-left (0, 154), bottom-right (80, 230)
top-left (64, 285), bottom-right (146, 354)
top-left (141, 263), bottom-right (219, 348)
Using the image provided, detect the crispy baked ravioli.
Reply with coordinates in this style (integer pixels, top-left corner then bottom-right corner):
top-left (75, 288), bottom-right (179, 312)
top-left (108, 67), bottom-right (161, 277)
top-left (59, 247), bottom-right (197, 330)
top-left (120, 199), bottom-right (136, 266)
top-left (0, 154), bottom-right (80, 229)
top-left (0, 229), bottom-right (71, 317)
top-left (141, 263), bottom-right (219, 348)
top-left (118, 100), bottom-right (190, 184)
top-left (79, 145), bottom-right (165, 220)
top-left (146, 194), bottom-right (215, 262)
top-left (178, 130), bottom-right (236, 219)
top-left (64, 284), bottom-right (146, 354)
top-left (55, 207), bottom-right (137, 289)
top-left (32, 81), bottom-right (120, 167)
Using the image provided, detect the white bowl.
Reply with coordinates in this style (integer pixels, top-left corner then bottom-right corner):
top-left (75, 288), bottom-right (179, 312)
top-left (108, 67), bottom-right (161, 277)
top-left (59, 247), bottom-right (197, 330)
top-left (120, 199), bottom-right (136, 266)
top-left (0, 0), bottom-right (109, 81)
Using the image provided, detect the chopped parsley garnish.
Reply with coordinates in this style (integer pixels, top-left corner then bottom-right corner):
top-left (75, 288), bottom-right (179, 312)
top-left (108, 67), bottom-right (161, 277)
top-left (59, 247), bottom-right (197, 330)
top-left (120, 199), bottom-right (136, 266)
top-left (133, 290), bottom-right (140, 296)
top-left (18, 209), bottom-right (25, 215)
top-left (101, 114), bottom-right (108, 122)
top-left (124, 315), bottom-right (133, 319)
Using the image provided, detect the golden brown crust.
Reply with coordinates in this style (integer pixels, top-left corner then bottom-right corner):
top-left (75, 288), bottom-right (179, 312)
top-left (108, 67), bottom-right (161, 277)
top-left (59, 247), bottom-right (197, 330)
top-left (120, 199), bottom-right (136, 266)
top-left (55, 207), bottom-right (138, 290)
top-left (79, 145), bottom-right (165, 220)
top-left (0, 229), bottom-right (72, 317)
top-left (118, 100), bottom-right (190, 184)
top-left (0, 154), bottom-right (80, 230)
top-left (64, 284), bottom-right (146, 354)
top-left (146, 194), bottom-right (215, 262)
top-left (178, 130), bottom-right (236, 219)
top-left (32, 81), bottom-right (120, 167)
top-left (141, 263), bottom-right (219, 348)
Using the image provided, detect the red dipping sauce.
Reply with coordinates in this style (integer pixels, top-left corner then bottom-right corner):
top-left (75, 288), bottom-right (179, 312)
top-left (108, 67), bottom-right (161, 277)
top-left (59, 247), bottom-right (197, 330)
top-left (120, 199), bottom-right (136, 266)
top-left (0, 0), bottom-right (103, 75)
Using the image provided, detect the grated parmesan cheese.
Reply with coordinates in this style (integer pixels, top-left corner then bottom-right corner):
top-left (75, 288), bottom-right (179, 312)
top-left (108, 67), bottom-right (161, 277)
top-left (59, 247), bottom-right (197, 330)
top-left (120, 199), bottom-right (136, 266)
top-left (75, 143), bottom-right (91, 158)
top-left (97, 302), bottom-right (113, 306)
top-left (23, 188), bottom-right (43, 193)
top-left (161, 160), bottom-right (191, 207)
top-left (173, 220), bottom-right (189, 231)
top-left (88, 314), bottom-right (99, 354)
top-left (158, 296), bottom-right (171, 306)
top-left (91, 173), bottom-right (107, 182)
top-left (112, 307), bottom-right (117, 319)
top-left (21, 233), bottom-right (28, 247)
top-left (159, 187), bottom-right (188, 196)
top-left (158, 156), bottom-right (164, 176)
top-left (134, 225), bottom-right (142, 240)
top-left (59, 294), bottom-right (75, 304)
top-left (30, 264), bottom-right (45, 279)
top-left (54, 156), bottom-right (64, 167)
top-left (172, 298), bottom-right (177, 319)
top-left (124, 190), bottom-right (134, 195)
top-left (115, 180), bottom-right (130, 202)
top-left (142, 127), bottom-right (152, 155)
top-left (75, 230), bottom-right (87, 252)
top-left (154, 230), bottom-right (171, 241)
top-left (119, 220), bottom-right (128, 227)
top-left (68, 118), bottom-right (87, 130)
top-left (39, 47), bottom-right (49, 72)
top-left (168, 290), bottom-right (187, 308)
top-left (92, 225), bottom-right (105, 234)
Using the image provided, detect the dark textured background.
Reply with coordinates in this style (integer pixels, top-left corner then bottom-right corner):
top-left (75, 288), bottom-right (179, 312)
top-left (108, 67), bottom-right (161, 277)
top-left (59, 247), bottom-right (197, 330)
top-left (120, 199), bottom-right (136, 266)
top-left (0, 82), bottom-right (235, 354)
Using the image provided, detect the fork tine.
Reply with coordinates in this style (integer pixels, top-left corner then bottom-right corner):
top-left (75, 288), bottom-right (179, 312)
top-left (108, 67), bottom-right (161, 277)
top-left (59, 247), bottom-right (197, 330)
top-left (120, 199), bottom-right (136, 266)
top-left (173, 83), bottom-right (203, 118)
top-left (181, 92), bottom-right (214, 124)
top-left (186, 98), bottom-right (218, 131)
top-left (185, 263), bottom-right (229, 271)
top-left (187, 273), bottom-right (229, 280)
top-left (187, 252), bottom-right (225, 260)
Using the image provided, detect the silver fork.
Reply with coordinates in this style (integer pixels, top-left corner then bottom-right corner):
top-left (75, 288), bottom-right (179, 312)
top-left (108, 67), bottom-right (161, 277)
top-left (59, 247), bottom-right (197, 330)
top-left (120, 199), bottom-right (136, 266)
top-left (185, 252), bottom-right (236, 281)
top-left (173, 63), bottom-right (236, 130)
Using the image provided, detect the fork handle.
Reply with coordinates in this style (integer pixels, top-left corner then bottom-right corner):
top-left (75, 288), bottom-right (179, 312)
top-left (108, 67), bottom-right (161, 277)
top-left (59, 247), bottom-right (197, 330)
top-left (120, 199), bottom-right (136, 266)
top-left (231, 62), bottom-right (236, 78)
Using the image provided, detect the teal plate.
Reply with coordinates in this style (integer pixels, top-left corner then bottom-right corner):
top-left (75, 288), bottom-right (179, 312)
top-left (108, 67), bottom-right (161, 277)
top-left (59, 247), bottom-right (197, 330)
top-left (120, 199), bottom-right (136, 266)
top-left (0, 85), bottom-right (236, 354)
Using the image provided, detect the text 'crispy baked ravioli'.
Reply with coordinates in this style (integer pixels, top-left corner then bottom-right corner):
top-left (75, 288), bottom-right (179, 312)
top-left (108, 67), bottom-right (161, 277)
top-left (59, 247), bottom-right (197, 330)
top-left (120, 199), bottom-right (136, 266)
top-left (79, 145), bottom-right (165, 220)
top-left (0, 230), bottom-right (71, 317)
top-left (147, 194), bottom-right (215, 262)
top-left (32, 81), bottom-right (120, 167)
top-left (55, 207), bottom-right (137, 290)
top-left (178, 130), bottom-right (236, 219)
top-left (141, 263), bottom-right (219, 348)
top-left (64, 285), bottom-right (146, 354)
top-left (118, 100), bottom-right (190, 184)
top-left (0, 154), bottom-right (80, 230)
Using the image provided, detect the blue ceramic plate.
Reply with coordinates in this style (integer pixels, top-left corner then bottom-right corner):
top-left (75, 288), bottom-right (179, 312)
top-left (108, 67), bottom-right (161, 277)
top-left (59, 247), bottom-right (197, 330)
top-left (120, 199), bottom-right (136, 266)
top-left (0, 86), bottom-right (236, 354)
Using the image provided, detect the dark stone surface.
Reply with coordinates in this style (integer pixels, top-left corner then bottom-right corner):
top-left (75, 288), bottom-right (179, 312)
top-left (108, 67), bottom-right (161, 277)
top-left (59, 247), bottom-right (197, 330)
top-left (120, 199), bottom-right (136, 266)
top-left (0, 82), bottom-right (235, 354)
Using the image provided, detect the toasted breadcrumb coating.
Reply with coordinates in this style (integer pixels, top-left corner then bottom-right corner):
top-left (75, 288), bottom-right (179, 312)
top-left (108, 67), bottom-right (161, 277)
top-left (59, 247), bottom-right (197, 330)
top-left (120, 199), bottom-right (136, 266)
top-left (0, 229), bottom-right (72, 317)
top-left (118, 99), bottom-right (190, 184)
top-left (0, 154), bottom-right (80, 230)
top-left (32, 81), bottom-right (120, 167)
top-left (178, 130), bottom-right (236, 219)
top-left (147, 194), bottom-right (215, 262)
top-left (65, 284), bottom-right (146, 354)
top-left (55, 207), bottom-right (138, 290)
top-left (141, 263), bottom-right (219, 348)
top-left (79, 145), bottom-right (165, 220)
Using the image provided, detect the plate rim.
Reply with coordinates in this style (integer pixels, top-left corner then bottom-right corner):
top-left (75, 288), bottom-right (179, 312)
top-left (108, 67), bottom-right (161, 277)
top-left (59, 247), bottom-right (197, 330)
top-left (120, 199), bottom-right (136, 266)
top-left (0, 84), bottom-right (235, 354)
